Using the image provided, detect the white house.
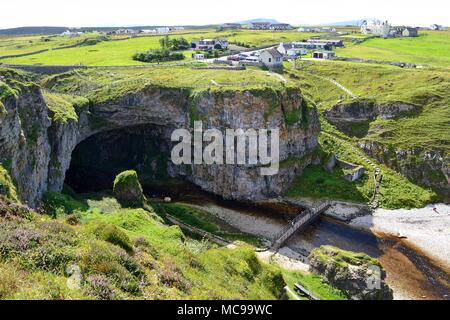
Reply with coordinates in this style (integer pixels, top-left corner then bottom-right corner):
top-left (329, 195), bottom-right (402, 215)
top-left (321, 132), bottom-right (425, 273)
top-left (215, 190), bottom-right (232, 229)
top-left (191, 39), bottom-right (229, 51)
top-left (360, 19), bottom-right (391, 37)
top-left (277, 43), bottom-right (307, 58)
top-left (140, 29), bottom-right (157, 34)
top-left (430, 24), bottom-right (443, 30)
top-left (260, 48), bottom-right (283, 68)
top-left (60, 30), bottom-right (83, 37)
top-left (156, 27), bottom-right (170, 34)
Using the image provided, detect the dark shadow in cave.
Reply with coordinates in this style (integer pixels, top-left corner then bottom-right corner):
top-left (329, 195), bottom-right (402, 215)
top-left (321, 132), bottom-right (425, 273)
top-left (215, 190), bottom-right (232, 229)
top-left (64, 124), bottom-right (171, 193)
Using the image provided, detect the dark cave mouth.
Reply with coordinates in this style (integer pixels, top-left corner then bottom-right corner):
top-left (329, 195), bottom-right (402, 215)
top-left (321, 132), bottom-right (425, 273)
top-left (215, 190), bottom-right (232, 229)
top-left (64, 125), bottom-right (172, 194)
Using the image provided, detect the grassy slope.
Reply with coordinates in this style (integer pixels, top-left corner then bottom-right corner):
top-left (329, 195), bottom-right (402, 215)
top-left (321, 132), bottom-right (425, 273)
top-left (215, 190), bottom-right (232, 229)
top-left (336, 30), bottom-right (450, 68)
top-left (284, 61), bottom-right (441, 208)
top-left (42, 66), bottom-right (286, 105)
top-left (0, 33), bottom-right (105, 56)
top-left (0, 192), bottom-right (285, 300)
top-left (1, 30), bottom-right (322, 66)
top-left (287, 60), bottom-right (450, 153)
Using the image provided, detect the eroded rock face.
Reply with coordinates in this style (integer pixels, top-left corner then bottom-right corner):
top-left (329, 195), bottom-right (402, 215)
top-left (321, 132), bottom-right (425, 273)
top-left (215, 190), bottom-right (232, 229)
top-left (309, 246), bottom-right (394, 300)
top-left (324, 100), bottom-right (419, 137)
top-left (358, 139), bottom-right (449, 199)
top-left (325, 100), bottom-right (419, 122)
top-left (1, 82), bottom-right (320, 206)
top-left (0, 85), bottom-right (51, 207)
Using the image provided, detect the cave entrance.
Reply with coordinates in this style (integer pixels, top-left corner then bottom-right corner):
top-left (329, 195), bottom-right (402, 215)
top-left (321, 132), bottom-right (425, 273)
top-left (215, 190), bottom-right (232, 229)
top-left (64, 125), bottom-right (172, 194)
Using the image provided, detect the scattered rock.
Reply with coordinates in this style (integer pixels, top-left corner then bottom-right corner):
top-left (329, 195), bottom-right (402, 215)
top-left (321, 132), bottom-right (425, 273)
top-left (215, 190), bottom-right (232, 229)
top-left (164, 197), bottom-right (172, 203)
top-left (309, 245), bottom-right (394, 300)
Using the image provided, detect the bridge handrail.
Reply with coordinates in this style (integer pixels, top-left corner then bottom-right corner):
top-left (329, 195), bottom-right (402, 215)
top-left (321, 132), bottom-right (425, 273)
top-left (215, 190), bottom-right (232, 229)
top-left (272, 201), bottom-right (331, 244)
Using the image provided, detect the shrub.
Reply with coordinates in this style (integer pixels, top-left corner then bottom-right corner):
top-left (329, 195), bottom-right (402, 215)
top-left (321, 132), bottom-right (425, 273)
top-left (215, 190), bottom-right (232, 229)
top-left (86, 274), bottom-right (117, 300)
top-left (42, 192), bottom-right (87, 216)
top-left (79, 241), bottom-right (142, 295)
top-left (95, 224), bottom-right (133, 253)
top-left (132, 49), bottom-right (185, 63)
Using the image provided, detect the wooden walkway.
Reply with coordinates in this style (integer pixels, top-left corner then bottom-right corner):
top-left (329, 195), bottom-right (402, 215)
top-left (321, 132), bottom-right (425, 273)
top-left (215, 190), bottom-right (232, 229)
top-left (271, 201), bottom-right (331, 251)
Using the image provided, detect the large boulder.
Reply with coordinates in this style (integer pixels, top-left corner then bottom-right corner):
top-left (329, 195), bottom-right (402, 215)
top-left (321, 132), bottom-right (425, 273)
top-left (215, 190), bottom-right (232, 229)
top-left (113, 170), bottom-right (146, 207)
top-left (309, 245), bottom-right (393, 300)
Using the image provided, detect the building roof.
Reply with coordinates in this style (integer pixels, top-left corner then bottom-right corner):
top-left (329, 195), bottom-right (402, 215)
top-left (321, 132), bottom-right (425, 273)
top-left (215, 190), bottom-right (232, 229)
top-left (313, 50), bottom-right (335, 54)
top-left (264, 48), bottom-right (284, 59)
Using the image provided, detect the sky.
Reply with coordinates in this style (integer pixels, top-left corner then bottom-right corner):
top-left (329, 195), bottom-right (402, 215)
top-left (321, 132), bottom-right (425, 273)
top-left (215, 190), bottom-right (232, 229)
top-left (1, 0), bottom-right (449, 29)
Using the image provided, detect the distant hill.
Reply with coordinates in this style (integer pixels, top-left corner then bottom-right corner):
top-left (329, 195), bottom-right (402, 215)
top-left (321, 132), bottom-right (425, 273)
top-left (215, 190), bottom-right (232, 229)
top-left (239, 18), bottom-right (281, 25)
top-left (0, 26), bottom-right (69, 35)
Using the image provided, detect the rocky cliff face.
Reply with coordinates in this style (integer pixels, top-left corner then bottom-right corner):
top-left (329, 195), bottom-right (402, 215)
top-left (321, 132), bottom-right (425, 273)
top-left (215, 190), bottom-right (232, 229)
top-left (0, 72), bottom-right (320, 206)
top-left (325, 99), bottom-right (419, 122)
top-left (0, 83), bottom-right (51, 207)
top-left (358, 139), bottom-right (449, 199)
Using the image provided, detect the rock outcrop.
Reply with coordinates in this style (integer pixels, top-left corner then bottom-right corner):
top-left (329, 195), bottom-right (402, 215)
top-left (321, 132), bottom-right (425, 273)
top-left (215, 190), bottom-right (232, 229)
top-left (0, 81), bottom-right (51, 206)
top-left (324, 99), bottom-right (419, 137)
top-left (113, 170), bottom-right (146, 207)
top-left (358, 139), bottom-right (449, 199)
top-left (0, 69), bottom-right (320, 206)
top-left (309, 246), bottom-right (394, 300)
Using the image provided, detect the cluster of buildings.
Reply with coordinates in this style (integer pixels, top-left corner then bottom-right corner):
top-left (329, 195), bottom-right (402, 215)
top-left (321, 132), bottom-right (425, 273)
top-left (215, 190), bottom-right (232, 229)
top-left (111, 26), bottom-right (185, 35)
top-left (298, 27), bottom-right (337, 33)
top-left (248, 22), bottom-right (292, 30)
top-left (360, 20), bottom-right (418, 38)
top-left (60, 30), bottom-right (84, 37)
top-left (232, 37), bottom-right (343, 68)
top-left (277, 39), bottom-right (342, 58)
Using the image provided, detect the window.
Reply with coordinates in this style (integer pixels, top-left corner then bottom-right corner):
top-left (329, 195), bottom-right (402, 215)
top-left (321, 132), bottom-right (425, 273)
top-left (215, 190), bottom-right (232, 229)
top-left (269, 58), bottom-right (272, 63)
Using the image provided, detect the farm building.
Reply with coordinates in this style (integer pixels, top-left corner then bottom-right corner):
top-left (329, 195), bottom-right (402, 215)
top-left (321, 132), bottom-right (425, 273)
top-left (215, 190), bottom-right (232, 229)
top-left (287, 41), bottom-right (331, 50)
top-left (402, 27), bottom-right (418, 37)
top-left (430, 24), bottom-right (443, 30)
top-left (312, 50), bottom-right (336, 59)
top-left (191, 39), bottom-right (229, 51)
top-left (114, 28), bottom-right (136, 35)
top-left (219, 23), bottom-right (242, 31)
top-left (298, 27), bottom-right (336, 32)
top-left (260, 48), bottom-right (283, 68)
top-left (156, 27), bottom-right (170, 34)
top-left (306, 39), bottom-right (344, 47)
top-left (277, 43), bottom-right (308, 58)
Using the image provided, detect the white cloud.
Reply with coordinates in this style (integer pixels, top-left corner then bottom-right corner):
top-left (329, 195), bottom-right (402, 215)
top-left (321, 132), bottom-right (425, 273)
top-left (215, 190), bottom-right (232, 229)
top-left (1, 0), bottom-right (449, 29)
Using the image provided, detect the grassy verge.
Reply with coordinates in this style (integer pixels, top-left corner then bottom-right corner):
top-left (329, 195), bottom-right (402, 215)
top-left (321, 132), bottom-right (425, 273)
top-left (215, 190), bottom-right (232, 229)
top-left (282, 270), bottom-right (346, 300)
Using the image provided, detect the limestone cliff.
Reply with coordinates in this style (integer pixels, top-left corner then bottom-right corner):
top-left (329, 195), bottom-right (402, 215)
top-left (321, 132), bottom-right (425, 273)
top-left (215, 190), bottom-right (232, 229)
top-left (0, 68), bottom-right (320, 206)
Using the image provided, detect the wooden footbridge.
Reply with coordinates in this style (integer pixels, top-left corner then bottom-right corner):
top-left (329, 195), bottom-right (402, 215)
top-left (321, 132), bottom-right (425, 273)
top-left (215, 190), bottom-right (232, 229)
top-left (271, 201), bottom-right (331, 251)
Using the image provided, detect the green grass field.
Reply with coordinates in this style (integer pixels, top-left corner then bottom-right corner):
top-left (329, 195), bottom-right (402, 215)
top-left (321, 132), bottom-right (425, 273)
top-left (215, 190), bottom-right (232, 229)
top-left (286, 60), bottom-right (450, 154)
top-left (0, 33), bottom-right (111, 57)
top-left (41, 65), bottom-right (286, 104)
top-left (0, 29), bottom-right (322, 66)
top-left (336, 30), bottom-right (450, 68)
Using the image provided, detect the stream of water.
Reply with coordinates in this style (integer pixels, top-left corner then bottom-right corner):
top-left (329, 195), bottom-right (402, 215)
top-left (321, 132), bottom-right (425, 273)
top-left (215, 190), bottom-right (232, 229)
top-left (142, 180), bottom-right (450, 300)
